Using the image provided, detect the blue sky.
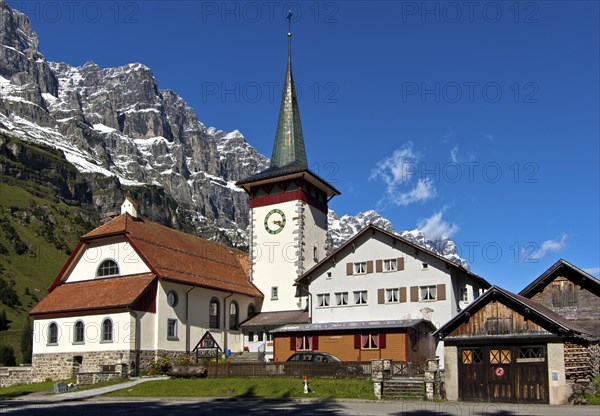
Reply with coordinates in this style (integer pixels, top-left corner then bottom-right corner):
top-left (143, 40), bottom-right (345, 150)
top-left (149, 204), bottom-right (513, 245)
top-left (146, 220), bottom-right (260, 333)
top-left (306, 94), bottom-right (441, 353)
top-left (8, 1), bottom-right (599, 291)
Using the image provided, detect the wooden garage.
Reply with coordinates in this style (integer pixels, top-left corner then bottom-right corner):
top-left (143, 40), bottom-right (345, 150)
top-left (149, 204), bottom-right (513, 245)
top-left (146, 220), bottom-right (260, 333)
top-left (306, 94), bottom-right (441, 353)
top-left (435, 286), bottom-right (598, 404)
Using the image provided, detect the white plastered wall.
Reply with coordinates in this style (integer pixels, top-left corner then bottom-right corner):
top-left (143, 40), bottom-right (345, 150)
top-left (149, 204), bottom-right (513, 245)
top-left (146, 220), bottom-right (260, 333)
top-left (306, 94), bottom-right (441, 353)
top-left (32, 312), bottom-right (135, 354)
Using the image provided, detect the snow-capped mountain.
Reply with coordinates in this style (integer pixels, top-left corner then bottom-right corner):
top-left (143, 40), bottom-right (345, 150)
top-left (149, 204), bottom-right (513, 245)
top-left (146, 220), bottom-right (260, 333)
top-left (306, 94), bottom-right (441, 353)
top-left (0, 1), bottom-right (469, 267)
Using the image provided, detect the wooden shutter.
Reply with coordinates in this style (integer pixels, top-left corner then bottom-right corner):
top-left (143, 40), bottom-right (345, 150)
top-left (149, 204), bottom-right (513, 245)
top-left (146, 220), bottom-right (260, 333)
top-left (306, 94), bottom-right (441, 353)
top-left (312, 336), bottom-right (319, 350)
top-left (437, 284), bottom-right (446, 301)
top-left (397, 257), bottom-right (405, 270)
top-left (290, 336), bottom-right (296, 351)
top-left (399, 287), bottom-right (407, 303)
top-left (354, 334), bottom-right (361, 349)
top-left (377, 288), bottom-right (385, 304)
top-left (376, 259), bottom-right (383, 273)
top-left (379, 333), bottom-right (386, 349)
top-left (346, 262), bottom-right (353, 275)
top-left (367, 261), bottom-right (374, 273)
top-left (410, 286), bottom-right (418, 302)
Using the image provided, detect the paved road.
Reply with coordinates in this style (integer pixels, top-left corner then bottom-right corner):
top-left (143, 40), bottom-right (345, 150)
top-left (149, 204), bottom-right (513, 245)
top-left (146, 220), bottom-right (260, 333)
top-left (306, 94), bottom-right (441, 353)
top-left (1, 397), bottom-right (599, 416)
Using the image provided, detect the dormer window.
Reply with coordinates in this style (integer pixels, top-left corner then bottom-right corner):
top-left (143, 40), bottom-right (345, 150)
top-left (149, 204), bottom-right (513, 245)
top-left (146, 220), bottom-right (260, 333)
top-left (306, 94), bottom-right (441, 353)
top-left (97, 260), bottom-right (119, 277)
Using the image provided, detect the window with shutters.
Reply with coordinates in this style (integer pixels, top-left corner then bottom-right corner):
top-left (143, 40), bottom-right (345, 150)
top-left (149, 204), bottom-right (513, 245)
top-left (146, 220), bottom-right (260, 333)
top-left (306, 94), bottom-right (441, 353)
top-left (354, 290), bottom-right (368, 305)
top-left (297, 335), bottom-right (311, 351)
top-left (316, 293), bottom-right (330, 307)
top-left (383, 259), bottom-right (397, 272)
top-left (335, 292), bottom-right (348, 306)
top-left (385, 288), bottom-right (399, 303)
top-left (361, 334), bottom-right (379, 350)
top-left (354, 262), bottom-right (367, 274)
top-left (420, 285), bottom-right (437, 301)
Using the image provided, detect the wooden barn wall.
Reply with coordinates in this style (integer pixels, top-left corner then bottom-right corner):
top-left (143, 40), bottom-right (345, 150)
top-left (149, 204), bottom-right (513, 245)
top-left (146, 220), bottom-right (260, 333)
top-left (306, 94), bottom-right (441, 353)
top-left (448, 300), bottom-right (552, 338)
top-left (529, 276), bottom-right (600, 338)
top-left (273, 332), bottom-right (412, 362)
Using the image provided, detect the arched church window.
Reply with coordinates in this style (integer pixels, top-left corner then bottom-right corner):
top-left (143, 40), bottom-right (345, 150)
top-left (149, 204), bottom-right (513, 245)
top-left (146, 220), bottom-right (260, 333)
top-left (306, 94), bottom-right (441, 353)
top-left (74, 320), bottom-right (85, 344)
top-left (209, 298), bottom-right (220, 329)
top-left (229, 301), bottom-right (239, 330)
top-left (97, 260), bottom-right (119, 277)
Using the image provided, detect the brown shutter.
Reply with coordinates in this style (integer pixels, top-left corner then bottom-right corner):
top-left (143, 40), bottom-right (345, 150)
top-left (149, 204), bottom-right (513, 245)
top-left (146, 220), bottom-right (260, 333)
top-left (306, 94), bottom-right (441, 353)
top-left (377, 288), bottom-right (385, 304)
top-left (376, 259), bottom-right (383, 273)
top-left (367, 260), bottom-right (374, 273)
top-left (354, 334), bottom-right (361, 349)
top-left (397, 257), bottom-right (405, 270)
top-left (290, 336), bottom-right (296, 351)
top-left (437, 284), bottom-right (446, 301)
top-left (399, 287), bottom-right (407, 303)
top-left (312, 336), bottom-right (319, 350)
top-left (410, 286), bottom-right (419, 302)
top-left (379, 333), bottom-right (386, 349)
top-left (346, 262), bottom-right (353, 275)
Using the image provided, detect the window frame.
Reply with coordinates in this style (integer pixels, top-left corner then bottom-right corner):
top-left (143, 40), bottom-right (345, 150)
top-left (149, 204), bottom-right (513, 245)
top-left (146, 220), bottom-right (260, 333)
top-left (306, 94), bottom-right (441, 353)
top-left (167, 318), bottom-right (178, 340)
top-left (353, 262), bottom-right (367, 275)
top-left (385, 288), bottom-right (399, 303)
top-left (271, 286), bottom-right (278, 300)
top-left (73, 320), bottom-right (85, 344)
top-left (420, 285), bottom-right (437, 301)
top-left (229, 301), bottom-right (240, 330)
top-left (316, 293), bottom-right (330, 307)
top-left (209, 297), bottom-right (220, 329)
top-left (101, 318), bottom-right (113, 343)
top-left (296, 335), bottom-right (311, 351)
top-left (383, 259), bottom-right (397, 272)
top-left (335, 292), bottom-right (348, 306)
top-left (354, 290), bottom-right (368, 305)
top-left (47, 322), bottom-right (59, 346)
top-left (361, 333), bottom-right (380, 350)
top-left (96, 259), bottom-right (120, 278)
top-left (459, 287), bottom-right (469, 302)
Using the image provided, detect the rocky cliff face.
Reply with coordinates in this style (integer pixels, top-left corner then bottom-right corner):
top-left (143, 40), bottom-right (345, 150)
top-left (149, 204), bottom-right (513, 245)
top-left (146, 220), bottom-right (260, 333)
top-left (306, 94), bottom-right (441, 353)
top-left (0, 1), bottom-right (268, 247)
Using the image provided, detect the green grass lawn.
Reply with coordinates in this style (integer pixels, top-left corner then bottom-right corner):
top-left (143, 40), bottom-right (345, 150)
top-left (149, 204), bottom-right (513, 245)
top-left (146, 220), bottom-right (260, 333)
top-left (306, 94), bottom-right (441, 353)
top-left (109, 377), bottom-right (376, 400)
top-left (0, 378), bottom-right (73, 398)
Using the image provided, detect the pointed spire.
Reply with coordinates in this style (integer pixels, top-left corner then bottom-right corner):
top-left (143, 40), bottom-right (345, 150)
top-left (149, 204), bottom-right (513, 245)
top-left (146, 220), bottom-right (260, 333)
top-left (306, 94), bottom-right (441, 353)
top-left (270, 11), bottom-right (308, 170)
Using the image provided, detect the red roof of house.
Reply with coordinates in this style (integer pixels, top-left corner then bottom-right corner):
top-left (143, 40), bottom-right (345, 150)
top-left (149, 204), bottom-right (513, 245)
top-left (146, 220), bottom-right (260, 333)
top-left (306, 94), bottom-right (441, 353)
top-left (69, 213), bottom-right (261, 298)
top-left (30, 273), bottom-right (156, 316)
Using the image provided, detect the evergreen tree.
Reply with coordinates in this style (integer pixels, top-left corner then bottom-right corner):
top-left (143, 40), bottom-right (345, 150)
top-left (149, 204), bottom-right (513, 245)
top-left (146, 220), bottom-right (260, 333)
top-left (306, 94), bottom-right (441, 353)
top-left (0, 345), bottom-right (16, 366)
top-left (20, 318), bottom-right (33, 364)
top-left (0, 309), bottom-right (7, 331)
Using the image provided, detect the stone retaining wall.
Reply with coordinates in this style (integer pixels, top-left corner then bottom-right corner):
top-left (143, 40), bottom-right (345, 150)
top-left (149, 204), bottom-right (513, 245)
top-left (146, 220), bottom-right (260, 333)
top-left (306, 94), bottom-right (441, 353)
top-left (77, 372), bottom-right (124, 385)
top-left (0, 366), bottom-right (33, 388)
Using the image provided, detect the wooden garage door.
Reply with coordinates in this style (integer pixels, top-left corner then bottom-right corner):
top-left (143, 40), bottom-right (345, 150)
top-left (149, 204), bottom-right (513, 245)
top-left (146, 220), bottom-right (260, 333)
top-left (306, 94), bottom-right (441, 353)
top-left (458, 346), bottom-right (548, 403)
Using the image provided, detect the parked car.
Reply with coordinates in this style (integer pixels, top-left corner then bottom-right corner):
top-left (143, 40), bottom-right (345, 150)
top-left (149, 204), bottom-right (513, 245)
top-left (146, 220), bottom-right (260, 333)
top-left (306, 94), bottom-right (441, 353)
top-left (283, 352), bottom-right (363, 378)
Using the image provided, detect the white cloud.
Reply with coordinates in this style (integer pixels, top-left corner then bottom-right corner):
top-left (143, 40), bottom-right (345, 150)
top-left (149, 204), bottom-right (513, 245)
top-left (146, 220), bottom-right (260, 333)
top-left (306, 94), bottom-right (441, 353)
top-left (529, 234), bottom-right (568, 260)
top-left (369, 142), bottom-right (418, 188)
top-left (415, 210), bottom-right (459, 240)
top-left (393, 178), bottom-right (436, 206)
top-left (450, 145), bottom-right (459, 163)
top-left (370, 142), bottom-right (437, 207)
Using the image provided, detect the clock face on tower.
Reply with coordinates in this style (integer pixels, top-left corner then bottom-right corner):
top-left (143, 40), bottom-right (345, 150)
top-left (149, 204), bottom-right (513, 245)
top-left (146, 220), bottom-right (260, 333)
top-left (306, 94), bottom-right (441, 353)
top-left (264, 209), bottom-right (286, 234)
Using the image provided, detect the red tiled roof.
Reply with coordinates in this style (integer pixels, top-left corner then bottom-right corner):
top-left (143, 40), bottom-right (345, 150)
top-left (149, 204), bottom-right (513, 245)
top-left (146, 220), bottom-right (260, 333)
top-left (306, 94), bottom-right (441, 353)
top-left (78, 214), bottom-right (261, 298)
top-left (31, 273), bottom-right (155, 316)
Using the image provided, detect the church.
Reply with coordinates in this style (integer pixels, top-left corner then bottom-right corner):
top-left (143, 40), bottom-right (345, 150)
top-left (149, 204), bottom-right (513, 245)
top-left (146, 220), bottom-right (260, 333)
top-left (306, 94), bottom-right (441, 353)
top-left (29, 24), bottom-right (489, 379)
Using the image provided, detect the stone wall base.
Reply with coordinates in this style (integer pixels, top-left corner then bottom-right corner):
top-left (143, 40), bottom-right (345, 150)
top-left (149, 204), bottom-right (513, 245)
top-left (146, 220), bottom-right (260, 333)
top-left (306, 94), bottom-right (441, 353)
top-left (0, 366), bottom-right (33, 388)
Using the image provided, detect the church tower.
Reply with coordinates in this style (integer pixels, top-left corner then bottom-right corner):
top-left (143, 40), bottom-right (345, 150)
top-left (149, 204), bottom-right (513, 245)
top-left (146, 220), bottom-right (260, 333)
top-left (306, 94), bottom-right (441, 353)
top-left (237, 23), bottom-right (340, 313)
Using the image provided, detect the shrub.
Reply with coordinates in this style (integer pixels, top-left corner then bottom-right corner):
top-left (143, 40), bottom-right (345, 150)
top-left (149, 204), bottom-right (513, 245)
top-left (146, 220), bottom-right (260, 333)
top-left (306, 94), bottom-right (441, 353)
top-left (0, 345), bottom-right (17, 366)
top-left (174, 354), bottom-right (194, 366)
top-left (150, 355), bottom-right (172, 375)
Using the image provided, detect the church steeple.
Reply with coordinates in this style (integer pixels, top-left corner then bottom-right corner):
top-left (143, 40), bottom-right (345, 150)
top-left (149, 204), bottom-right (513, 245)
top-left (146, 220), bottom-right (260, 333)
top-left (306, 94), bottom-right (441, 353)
top-left (270, 11), bottom-right (307, 170)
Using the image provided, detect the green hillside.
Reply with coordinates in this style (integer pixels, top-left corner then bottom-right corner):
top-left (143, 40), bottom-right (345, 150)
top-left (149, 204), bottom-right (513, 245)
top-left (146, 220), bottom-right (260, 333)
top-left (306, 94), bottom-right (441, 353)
top-left (0, 135), bottom-right (99, 363)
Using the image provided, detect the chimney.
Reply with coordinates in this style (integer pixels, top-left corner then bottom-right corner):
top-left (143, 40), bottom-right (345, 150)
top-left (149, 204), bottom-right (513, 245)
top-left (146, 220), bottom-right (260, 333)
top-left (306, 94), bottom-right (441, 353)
top-left (121, 197), bottom-right (138, 218)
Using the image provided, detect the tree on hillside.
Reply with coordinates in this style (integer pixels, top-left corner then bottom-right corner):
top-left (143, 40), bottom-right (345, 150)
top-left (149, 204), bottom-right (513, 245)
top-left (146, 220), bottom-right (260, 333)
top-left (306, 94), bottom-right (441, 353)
top-left (20, 318), bottom-right (32, 364)
top-left (0, 345), bottom-right (17, 366)
top-left (0, 309), bottom-right (7, 330)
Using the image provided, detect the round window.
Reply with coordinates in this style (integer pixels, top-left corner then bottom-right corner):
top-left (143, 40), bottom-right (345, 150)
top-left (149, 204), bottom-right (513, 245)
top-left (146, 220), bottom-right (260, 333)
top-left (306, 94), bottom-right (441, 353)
top-left (167, 290), bottom-right (179, 307)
